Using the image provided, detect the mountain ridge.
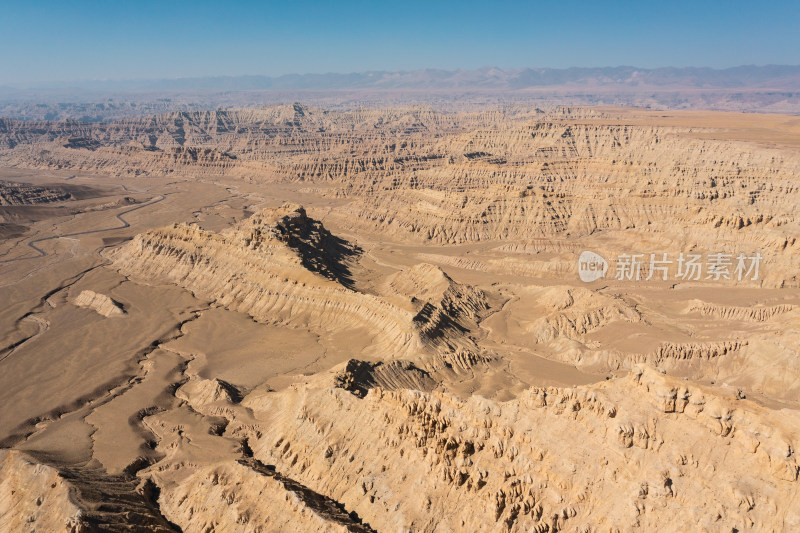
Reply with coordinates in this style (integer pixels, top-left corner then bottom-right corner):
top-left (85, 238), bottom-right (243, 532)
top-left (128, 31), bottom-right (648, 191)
top-left (4, 64), bottom-right (800, 93)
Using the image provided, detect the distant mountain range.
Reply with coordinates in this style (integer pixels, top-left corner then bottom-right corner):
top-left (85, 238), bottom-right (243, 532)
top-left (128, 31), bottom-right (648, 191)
top-left (1, 66), bottom-right (798, 121)
top-left (3, 65), bottom-right (800, 93)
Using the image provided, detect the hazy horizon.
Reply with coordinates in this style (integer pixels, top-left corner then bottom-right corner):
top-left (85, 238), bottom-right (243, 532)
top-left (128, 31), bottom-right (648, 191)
top-left (1, 63), bottom-right (799, 90)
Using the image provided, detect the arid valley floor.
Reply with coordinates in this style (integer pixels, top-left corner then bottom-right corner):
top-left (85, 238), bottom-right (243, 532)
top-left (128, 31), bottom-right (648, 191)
top-left (0, 105), bottom-right (799, 532)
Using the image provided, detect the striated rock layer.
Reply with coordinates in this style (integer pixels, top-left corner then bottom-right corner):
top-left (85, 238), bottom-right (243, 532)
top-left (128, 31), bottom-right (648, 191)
top-left (235, 365), bottom-right (800, 532)
top-left (129, 362), bottom-right (800, 533)
top-left (4, 105), bottom-right (798, 285)
top-left (0, 180), bottom-right (72, 206)
top-left (108, 204), bottom-right (493, 375)
top-left (2, 105), bottom-right (800, 532)
top-left (72, 290), bottom-right (126, 317)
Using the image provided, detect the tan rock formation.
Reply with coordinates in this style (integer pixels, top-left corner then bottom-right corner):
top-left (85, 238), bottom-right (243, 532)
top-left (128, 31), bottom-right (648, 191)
top-left (108, 204), bottom-right (494, 375)
top-left (0, 180), bottom-right (71, 206)
top-left (2, 105), bottom-right (800, 532)
top-left (0, 450), bottom-right (82, 533)
top-left (72, 290), bottom-right (126, 317)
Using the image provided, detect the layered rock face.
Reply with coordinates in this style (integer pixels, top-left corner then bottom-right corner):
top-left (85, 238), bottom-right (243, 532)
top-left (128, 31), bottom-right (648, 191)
top-left (0, 105), bottom-right (504, 177)
top-left (235, 366), bottom-right (800, 532)
top-left (0, 450), bottom-right (82, 532)
top-left (0, 180), bottom-right (71, 206)
top-left (7, 360), bottom-right (799, 532)
top-left (109, 204), bottom-right (491, 374)
top-left (72, 290), bottom-right (126, 317)
top-left (129, 362), bottom-right (800, 533)
top-left (324, 119), bottom-right (800, 287)
top-left (2, 105), bottom-right (800, 532)
top-left (109, 204), bottom-right (416, 355)
top-left (3, 105), bottom-right (797, 285)
top-left (0, 450), bottom-right (177, 532)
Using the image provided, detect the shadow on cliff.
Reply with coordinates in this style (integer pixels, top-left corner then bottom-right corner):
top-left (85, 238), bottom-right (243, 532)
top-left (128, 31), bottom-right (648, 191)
top-left (275, 206), bottom-right (362, 290)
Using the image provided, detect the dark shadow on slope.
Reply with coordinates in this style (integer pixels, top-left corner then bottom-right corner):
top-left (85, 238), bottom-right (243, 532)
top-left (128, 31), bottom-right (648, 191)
top-left (239, 457), bottom-right (377, 533)
top-left (334, 359), bottom-right (438, 398)
top-left (20, 451), bottom-right (182, 533)
top-left (275, 206), bottom-right (362, 289)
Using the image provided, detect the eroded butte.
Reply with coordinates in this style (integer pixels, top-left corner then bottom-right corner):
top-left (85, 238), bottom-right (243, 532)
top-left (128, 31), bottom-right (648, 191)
top-left (1, 105), bottom-right (799, 532)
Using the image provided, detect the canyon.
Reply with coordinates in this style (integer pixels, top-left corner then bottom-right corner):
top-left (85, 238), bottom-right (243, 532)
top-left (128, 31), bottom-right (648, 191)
top-left (0, 104), bottom-right (799, 532)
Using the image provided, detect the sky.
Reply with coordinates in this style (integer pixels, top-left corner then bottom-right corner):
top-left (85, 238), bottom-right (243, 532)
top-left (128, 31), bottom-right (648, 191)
top-left (0, 0), bottom-right (798, 85)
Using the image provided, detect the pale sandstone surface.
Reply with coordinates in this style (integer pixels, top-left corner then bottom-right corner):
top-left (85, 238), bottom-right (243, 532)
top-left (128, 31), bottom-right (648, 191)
top-left (72, 289), bottom-right (126, 317)
top-left (0, 106), bottom-right (798, 532)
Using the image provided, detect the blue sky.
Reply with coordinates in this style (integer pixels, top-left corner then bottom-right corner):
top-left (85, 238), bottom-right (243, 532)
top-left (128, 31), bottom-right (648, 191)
top-left (1, 0), bottom-right (798, 84)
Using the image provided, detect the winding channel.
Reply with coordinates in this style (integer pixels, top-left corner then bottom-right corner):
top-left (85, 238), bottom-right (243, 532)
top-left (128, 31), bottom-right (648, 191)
top-left (0, 194), bottom-right (165, 264)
